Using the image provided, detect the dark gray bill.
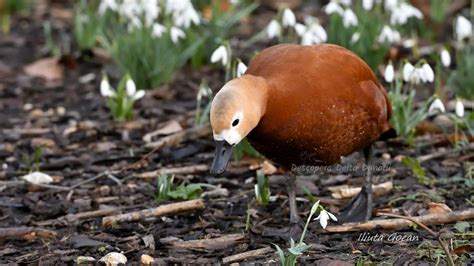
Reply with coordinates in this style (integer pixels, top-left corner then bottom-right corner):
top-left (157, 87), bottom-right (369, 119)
top-left (210, 140), bottom-right (233, 175)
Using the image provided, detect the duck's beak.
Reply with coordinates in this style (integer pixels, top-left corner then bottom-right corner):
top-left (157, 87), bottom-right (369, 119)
top-left (210, 140), bottom-right (233, 175)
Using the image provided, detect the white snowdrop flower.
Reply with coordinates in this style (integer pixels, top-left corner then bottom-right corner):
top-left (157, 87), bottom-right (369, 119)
top-left (378, 25), bottom-right (401, 44)
top-left (294, 23), bottom-right (307, 37)
top-left (229, 0), bottom-right (239, 4)
top-left (100, 77), bottom-right (116, 97)
top-left (99, 0), bottom-right (118, 14)
top-left (455, 16), bottom-right (473, 42)
top-left (170, 27), bottom-right (185, 43)
top-left (362, 0), bottom-right (374, 10)
top-left (128, 16), bottom-right (142, 32)
top-left (152, 23), bottom-right (166, 38)
top-left (422, 63), bottom-right (434, 83)
top-left (166, 0), bottom-right (200, 28)
top-left (428, 98), bottom-right (446, 114)
top-left (384, 0), bottom-right (399, 10)
top-left (455, 99), bottom-right (465, 118)
top-left (390, 3), bottom-right (423, 25)
top-left (301, 22), bottom-right (327, 45)
top-left (384, 62), bottom-right (395, 83)
top-left (236, 61), bottom-right (247, 77)
top-left (282, 8), bottom-right (296, 28)
top-left (351, 32), bottom-right (360, 44)
top-left (343, 9), bottom-right (358, 28)
top-left (22, 171), bottom-right (54, 185)
top-left (126, 78), bottom-right (137, 97)
top-left (440, 49), bottom-right (451, 67)
top-left (402, 62), bottom-right (415, 82)
top-left (142, 0), bottom-right (160, 26)
top-left (132, 90), bottom-right (145, 100)
top-left (402, 38), bottom-right (417, 48)
top-left (267, 20), bottom-right (281, 39)
top-left (314, 209), bottom-right (337, 229)
top-left (210, 45), bottom-right (229, 66)
top-left (324, 2), bottom-right (344, 15)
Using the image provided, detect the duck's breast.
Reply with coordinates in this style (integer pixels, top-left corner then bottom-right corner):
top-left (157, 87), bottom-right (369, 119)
top-left (246, 44), bottom-right (392, 167)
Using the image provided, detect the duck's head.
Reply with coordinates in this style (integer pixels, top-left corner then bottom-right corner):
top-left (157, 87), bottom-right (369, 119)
top-left (209, 75), bottom-right (268, 175)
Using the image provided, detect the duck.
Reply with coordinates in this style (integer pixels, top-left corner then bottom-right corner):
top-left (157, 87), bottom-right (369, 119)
top-left (209, 43), bottom-right (395, 237)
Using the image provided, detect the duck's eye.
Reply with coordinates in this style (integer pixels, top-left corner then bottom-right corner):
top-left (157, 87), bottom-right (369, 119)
top-left (232, 119), bottom-right (240, 127)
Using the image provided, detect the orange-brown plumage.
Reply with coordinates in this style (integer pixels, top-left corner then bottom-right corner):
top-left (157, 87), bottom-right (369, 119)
top-left (244, 44), bottom-right (392, 167)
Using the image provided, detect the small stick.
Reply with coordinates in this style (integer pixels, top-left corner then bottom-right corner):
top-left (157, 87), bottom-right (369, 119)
top-left (168, 234), bottom-right (247, 251)
top-left (417, 143), bottom-right (474, 163)
top-left (324, 208), bottom-right (474, 233)
top-left (0, 227), bottom-right (57, 241)
top-left (222, 247), bottom-right (274, 264)
top-left (136, 164), bottom-right (210, 179)
top-left (37, 207), bottom-right (121, 226)
top-left (102, 199), bottom-right (205, 226)
top-left (378, 212), bottom-right (454, 266)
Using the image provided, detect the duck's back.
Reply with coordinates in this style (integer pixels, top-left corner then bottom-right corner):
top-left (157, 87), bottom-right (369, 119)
top-left (246, 44), bottom-right (392, 167)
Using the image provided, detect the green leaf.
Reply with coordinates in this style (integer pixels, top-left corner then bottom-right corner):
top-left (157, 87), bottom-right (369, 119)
top-left (273, 244), bottom-right (287, 265)
top-left (454, 221), bottom-right (471, 233)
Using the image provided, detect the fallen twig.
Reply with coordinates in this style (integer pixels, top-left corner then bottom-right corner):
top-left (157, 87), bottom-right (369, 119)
top-left (136, 164), bottom-right (210, 179)
top-left (167, 234), bottom-right (247, 252)
top-left (222, 247), bottom-right (274, 264)
top-left (378, 212), bottom-right (454, 266)
top-left (102, 199), bottom-right (205, 226)
top-left (417, 143), bottom-right (474, 163)
top-left (324, 208), bottom-right (474, 233)
top-left (37, 207), bottom-right (121, 226)
top-left (0, 227), bottom-right (57, 241)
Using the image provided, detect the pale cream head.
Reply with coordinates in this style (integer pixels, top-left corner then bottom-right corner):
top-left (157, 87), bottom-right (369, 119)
top-left (210, 75), bottom-right (268, 145)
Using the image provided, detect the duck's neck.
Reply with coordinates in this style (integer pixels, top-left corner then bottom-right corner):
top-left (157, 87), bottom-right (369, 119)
top-left (236, 75), bottom-right (269, 123)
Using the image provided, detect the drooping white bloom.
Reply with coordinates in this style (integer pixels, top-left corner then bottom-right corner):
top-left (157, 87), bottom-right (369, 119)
top-left (384, 62), bottom-right (395, 83)
top-left (294, 23), bottom-right (307, 37)
top-left (324, 2), bottom-right (344, 16)
top-left (455, 99), bottom-right (465, 118)
top-left (362, 0), bottom-right (374, 10)
top-left (166, 0), bottom-right (200, 28)
top-left (402, 62), bottom-right (415, 82)
top-left (428, 98), bottom-right (446, 114)
top-left (343, 9), bottom-right (358, 28)
top-left (267, 20), bottom-right (281, 39)
top-left (300, 19), bottom-right (327, 45)
top-left (99, 0), bottom-right (118, 14)
top-left (402, 38), bottom-right (417, 48)
top-left (384, 0), bottom-right (399, 10)
top-left (132, 90), bottom-right (145, 100)
top-left (455, 16), bottom-right (473, 42)
top-left (378, 25), bottom-right (401, 44)
top-left (100, 77), bottom-right (116, 97)
top-left (152, 23), bottom-right (166, 38)
top-left (236, 61), bottom-right (247, 77)
top-left (282, 8), bottom-right (296, 28)
top-left (390, 3), bottom-right (423, 25)
top-left (314, 209), bottom-right (338, 229)
top-left (170, 27), bottom-right (185, 43)
top-left (351, 32), bottom-right (360, 44)
top-left (422, 63), bottom-right (434, 83)
top-left (22, 171), bottom-right (54, 185)
top-left (126, 78), bottom-right (137, 96)
top-left (440, 49), bottom-right (451, 67)
top-left (142, 0), bottom-right (159, 26)
top-left (210, 45), bottom-right (229, 66)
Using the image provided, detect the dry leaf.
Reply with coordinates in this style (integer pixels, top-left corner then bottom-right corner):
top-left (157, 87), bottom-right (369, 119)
top-left (143, 120), bottom-right (182, 142)
top-left (428, 202), bottom-right (452, 215)
top-left (329, 181), bottom-right (393, 199)
top-left (261, 160), bottom-right (277, 175)
top-left (24, 57), bottom-right (64, 81)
